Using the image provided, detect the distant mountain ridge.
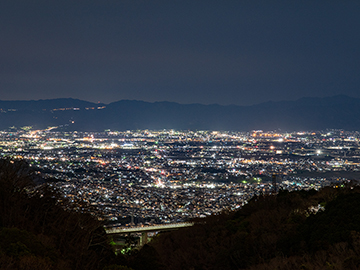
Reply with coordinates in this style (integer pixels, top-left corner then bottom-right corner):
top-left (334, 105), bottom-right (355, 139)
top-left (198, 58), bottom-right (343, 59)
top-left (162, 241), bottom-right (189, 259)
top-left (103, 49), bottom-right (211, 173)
top-left (0, 95), bottom-right (359, 131)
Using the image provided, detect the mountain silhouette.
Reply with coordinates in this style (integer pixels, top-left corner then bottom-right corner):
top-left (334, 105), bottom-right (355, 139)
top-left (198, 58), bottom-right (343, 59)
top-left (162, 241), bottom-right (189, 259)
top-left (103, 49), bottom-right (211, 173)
top-left (0, 95), bottom-right (359, 131)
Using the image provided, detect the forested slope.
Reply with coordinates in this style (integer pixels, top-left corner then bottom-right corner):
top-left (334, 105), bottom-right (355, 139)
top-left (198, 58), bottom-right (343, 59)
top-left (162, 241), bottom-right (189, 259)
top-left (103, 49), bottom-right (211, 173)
top-left (148, 185), bottom-right (360, 270)
top-left (0, 159), bottom-right (122, 270)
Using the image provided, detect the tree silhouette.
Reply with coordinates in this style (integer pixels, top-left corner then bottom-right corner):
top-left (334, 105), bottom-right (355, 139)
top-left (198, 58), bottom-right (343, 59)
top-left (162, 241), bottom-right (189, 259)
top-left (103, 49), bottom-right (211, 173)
top-left (0, 158), bottom-right (122, 270)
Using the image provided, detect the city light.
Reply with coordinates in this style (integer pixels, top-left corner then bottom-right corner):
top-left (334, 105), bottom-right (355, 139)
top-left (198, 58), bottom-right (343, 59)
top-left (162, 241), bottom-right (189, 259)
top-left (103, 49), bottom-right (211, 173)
top-left (0, 128), bottom-right (357, 227)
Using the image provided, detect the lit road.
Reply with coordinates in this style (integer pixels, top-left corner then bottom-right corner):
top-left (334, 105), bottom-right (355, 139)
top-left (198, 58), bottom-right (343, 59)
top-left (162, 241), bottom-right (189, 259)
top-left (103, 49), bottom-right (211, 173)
top-left (105, 222), bottom-right (194, 234)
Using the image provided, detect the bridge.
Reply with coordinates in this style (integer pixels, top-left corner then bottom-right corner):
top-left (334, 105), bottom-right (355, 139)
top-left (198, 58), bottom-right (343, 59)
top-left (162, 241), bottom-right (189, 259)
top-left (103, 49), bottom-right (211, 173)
top-left (105, 222), bottom-right (194, 246)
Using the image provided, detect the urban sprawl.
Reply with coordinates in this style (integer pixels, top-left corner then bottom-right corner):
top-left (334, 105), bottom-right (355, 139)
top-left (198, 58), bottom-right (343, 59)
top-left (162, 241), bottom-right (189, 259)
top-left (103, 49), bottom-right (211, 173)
top-left (2, 128), bottom-right (360, 227)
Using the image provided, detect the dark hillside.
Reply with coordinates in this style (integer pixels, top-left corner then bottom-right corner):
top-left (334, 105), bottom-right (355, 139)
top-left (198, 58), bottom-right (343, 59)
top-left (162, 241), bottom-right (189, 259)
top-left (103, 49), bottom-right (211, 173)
top-left (148, 186), bottom-right (360, 270)
top-left (0, 159), bottom-right (120, 270)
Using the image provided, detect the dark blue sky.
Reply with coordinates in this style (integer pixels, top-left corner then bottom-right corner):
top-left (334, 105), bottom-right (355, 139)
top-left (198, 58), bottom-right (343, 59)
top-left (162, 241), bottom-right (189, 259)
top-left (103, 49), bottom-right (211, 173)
top-left (1, 1), bottom-right (360, 105)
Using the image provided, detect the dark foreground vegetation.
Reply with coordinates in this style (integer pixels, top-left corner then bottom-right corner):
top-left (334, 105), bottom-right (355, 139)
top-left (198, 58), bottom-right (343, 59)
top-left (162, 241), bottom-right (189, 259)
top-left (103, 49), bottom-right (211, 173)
top-left (148, 186), bottom-right (360, 270)
top-left (0, 159), bottom-right (130, 270)
top-left (2, 159), bottom-right (360, 269)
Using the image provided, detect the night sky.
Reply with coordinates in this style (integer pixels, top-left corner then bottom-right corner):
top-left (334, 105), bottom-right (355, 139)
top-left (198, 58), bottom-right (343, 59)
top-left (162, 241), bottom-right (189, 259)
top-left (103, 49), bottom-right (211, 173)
top-left (1, 1), bottom-right (360, 106)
